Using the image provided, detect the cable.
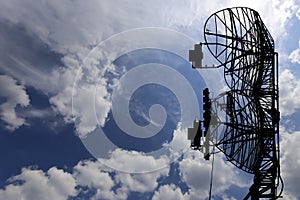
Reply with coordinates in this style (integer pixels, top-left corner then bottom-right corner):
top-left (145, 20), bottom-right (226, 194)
top-left (208, 146), bottom-right (215, 200)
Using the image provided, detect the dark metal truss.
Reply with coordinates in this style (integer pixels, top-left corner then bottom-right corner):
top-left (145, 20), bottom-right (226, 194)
top-left (202, 7), bottom-right (282, 199)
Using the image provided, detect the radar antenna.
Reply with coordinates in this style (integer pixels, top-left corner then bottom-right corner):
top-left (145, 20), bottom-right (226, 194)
top-left (188, 7), bottom-right (283, 199)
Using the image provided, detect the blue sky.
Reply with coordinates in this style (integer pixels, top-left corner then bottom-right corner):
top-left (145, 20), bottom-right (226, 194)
top-left (0, 1), bottom-right (300, 200)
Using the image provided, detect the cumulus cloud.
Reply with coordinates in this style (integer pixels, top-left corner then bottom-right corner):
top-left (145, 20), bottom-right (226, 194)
top-left (163, 124), bottom-right (191, 159)
top-left (271, 0), bottom-right (299, 29)
top-left (19, 108), bottom-right (54, 119)
top-left (0, 75), bottom-right (30, 130)
top-left (297, 7), bottom-right (300, 20)
top-left (289, 39), bottom-right (300, 64)
top-left (0, 0), bottom-right (174, 58)
top-left (179, 151), bottom-right (249, 200)
top-left (152, 184), bottom-right (188, 200)
top-left (0, 149), bottom-right (171, 200)
top-left (0, 1), bottom-right (299, 199)
top-left (115, 171), bottom-right (168, 193)
top-left (101, 148), bottom-right (170, 173)
top-left (279, 69), bottom-right (300, 116)
top-left (0, 167), bottom-right (77, 200)
top-left (0, 0), bottom-right (294, 52)
top-left (73, 160), bottom-right (126, 200)
top-left (73, 149), bottom-right (170, 199)
top-left (280, 130), bottom-right (300, 199)
top-left (110, 150), bottom-right (170, 194)
top-left (1, 126), bottom-right (298, 200)
top-left (0, 0), bottom-right (296, 133)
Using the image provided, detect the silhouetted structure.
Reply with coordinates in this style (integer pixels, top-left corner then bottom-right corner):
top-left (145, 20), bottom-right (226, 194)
top-left (188, 7), bottom-right (283, 199)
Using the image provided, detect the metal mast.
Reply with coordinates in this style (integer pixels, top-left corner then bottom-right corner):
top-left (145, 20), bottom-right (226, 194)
top-left (188, 7), bottom-right (283, 199)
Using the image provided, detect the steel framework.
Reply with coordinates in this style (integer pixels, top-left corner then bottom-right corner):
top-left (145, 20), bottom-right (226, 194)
top-left (189, 7), bottom-right (283, 199)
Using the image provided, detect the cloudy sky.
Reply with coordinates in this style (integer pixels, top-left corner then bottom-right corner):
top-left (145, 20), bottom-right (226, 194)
top-left (0, 0), bottom-right (300, 200)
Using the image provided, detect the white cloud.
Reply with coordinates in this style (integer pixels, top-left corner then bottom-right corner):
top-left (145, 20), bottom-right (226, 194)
top-left (0, 153), bottom-right (248, 200)
top-left (74, 160), bottom-right (114, 189)
top-left (220, 195), bottom-right (238, 200)
top-left (289, 39), bottom-right (300, 64)
top-left (0, 75), bottom-right (30, 130)
top-left (1, 0), bottom-right (294, 51)
top-left (47, 54), bottom-right (116, 137)
top-left (114, 158), bottom-right (169, 193)
top-left (19, 108), bottom-right (54, 119)
top-left (50, 81), bottom-right (111, 136)
top-left (163, 124), bottom-right (190, 156)
top-left (3, 127), bottom-right (297, 200)
top-left (73, 160), bottom-right (126, 200)
top-left (71, 150), bottom-right (170, 199)
top-left (0, 0), bottom-right (296, 133)
top-left (279, 69), bottom-right (300, 116)
top-left (73, 153), bottom-right (169, 199)
top-left (280, 130), bottom-right (300, 199)
top-left (0, 167), bottom-right (77, 200)
top-left (73, 149), bottom-right (170, 199)
top-left (0, 1), bottom-right (299, 199)
top-left (152, 184), bottom-right (188, 200)
top-left (179, 151), bottom-right (249, 200)
top-left (297, 7), bottom-right (300, 20)
top-left (116, 171), bottom-right (167, 193)
top-left (102, 148), bottom-right (170, 173)
top-left (271, 0), bottom-right (298, 29)
top-left (0, 0), bottom-right (173, 57)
